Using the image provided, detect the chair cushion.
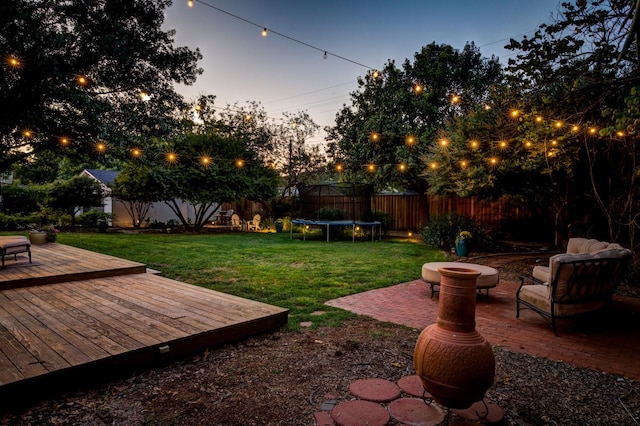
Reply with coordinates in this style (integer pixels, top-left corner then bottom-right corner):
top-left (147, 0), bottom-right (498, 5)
top-left (532, 265), bottom-right (550, 283)
top-left (519, 283), bottom-right (606, 316)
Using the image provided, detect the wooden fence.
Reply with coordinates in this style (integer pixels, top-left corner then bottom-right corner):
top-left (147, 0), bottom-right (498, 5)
top-left (226, 194), bottom-right (539, 233)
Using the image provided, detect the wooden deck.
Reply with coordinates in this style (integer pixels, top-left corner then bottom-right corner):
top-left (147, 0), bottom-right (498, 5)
top-left (0, 243), bottom-right (288, 401)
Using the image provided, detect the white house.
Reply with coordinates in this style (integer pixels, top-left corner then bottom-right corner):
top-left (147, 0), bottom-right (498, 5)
top-left (80, 169), bottom-right (214, 228)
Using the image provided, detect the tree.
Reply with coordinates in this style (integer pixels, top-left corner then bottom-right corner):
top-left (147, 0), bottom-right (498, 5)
top-left (147, 132), bottom-right (279, 231)
top-left (0, 0), bottom-right (202, 172)
top-left (111, 163), bottom-right (165, 228)
top-left (193, 100), bottom-right (325, 203)
top-left (46, 176), bottom-right (104, 226)
top-left (326, 42), bottom-right (503, 193)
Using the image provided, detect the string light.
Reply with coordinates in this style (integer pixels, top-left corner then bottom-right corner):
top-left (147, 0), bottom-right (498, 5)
top-left (323, 51), bottom-right (327, 60)
top-left (59, 137), bottom-right (70, 146)
top-left (200, 155), bottom-right (211, 166)
top-left (131, 148), bottom-right (142, 157)
top-left (336, 164), bottom-right (344, 172)
top-left (499, 140), bottom-right (508, 149)
top-left (367, 163), bottom-right (376, 172)
top-left (370, 132), bottom-right (380, 142)
top-left (96, 142), bottom-right (107, 153)
top-left (460, 160), bottom-right (468, 168)
top-left (187, 0), bottom-right (193, 7)
top-left (76, 75), bottom-right (88, 86)
top-left (413, 83), bottom-right (423, 93)
top-left (439, 138), bottom-right (448, 147)
top-left (236, 159), bottom-right (245, 168)
top-left (488, 157), bottom-right (498, 166)
top-left (535, 115), bottom-right (543, 123)
top-left (6, 55), bottom-right (21, 69)
top-left (191, 1), bottom-right (374, 70)
top-left (22, 130), bottom-right (33, 138)
top-left (166, 152), bottom-right (178, 163)
top-left (554, 121), bottom-right (563, 128)
top-left (588, 127), bottom-right (597, 135)
top-left (510, 110), bottom-right (519, 118)
top-left (451, 94), bottom-right (460, 104)
top-left (470, 140), bottom-right (479, 149)
top-left (524, 140), bottom-right (533, 148)
top-left (571, 125), bottom-right (579, 132)
top-left (429, 162), bottom-right (438, 169)
top-left (398, 163), bottom-right (407, 172)
top-left (372, 70), bottom-right (380, 79)
top-left (405, 135), bottom-right (416, 145)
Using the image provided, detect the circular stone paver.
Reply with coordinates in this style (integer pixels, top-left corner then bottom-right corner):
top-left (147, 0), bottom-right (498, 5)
top-left (388, 398), bottom-right (445, 426)
top-left (331, 400), bottom-right (390, 426)
top-left (397, 375), bottom-right (432, 399)
top-left (451, 398), bottom-right (504, 424)
top-left (349, 378), bottom-right (401, 402)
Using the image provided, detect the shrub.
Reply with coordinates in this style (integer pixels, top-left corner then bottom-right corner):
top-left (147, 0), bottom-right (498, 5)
top-left (372, 210), bottom-right (394, 232)
top-left (422, 213), bottom-right (493, 251)
top-left (0, 212), bottom-right (45, 230)
top-left (75, 209), bottom-right (112, 228)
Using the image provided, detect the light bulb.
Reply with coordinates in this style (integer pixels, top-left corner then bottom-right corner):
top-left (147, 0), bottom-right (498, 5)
top-left (323, 51), bottom-right (327, 60)
top-left (262, 28), bottom-right (268, 37)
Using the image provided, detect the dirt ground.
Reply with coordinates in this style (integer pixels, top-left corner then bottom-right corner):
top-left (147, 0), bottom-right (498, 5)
top-left (1, 254), bottom-right (639, 425)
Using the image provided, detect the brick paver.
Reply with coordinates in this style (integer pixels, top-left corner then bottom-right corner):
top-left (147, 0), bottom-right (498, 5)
top-left (326, 279), bottom-right (640, 380)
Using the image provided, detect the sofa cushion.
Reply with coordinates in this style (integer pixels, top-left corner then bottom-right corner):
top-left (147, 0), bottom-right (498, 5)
top-left (566, 238), bottom-right (609, 254)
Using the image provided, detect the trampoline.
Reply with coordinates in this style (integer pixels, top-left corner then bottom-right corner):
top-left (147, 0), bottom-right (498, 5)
top-left (290, 219), bottom-right (382, 242)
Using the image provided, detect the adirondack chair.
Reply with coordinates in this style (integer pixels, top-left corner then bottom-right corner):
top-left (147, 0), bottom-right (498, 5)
top-left (247, 214), bottom-right (261, 231)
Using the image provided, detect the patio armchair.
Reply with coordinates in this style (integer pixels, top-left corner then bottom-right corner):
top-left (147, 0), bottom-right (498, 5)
top-left (516, 238), bottom-right (632, 335)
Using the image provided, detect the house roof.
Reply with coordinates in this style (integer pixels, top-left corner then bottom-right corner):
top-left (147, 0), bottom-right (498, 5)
top-left (82, 169), bottom-right (119, 186)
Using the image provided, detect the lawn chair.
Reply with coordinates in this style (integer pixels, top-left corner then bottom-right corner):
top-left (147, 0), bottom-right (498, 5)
top-left (231, 214), bottom-right (241, 230)
top-left (247, 214), bottom-right (261, 231)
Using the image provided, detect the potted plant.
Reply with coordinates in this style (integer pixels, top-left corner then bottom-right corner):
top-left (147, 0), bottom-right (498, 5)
top-left (455, 231), bottom-right (472, 257)
top-left (29, 226), bottom-right (49, 245)
top-left (44, 225), bottom-right (60, 242)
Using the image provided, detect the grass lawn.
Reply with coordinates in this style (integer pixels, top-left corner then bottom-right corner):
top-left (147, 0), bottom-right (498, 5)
top-left (46, 231), bottom-right (445, 329)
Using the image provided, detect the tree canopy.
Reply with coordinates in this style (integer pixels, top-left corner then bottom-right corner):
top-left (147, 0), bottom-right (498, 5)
top-left (0, 0), bottom-right (202, 172)
top-left (326, 42), bottom-right (503, 193)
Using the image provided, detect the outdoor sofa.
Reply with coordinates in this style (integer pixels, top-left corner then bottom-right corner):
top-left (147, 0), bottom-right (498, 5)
top-left (516, 237), bottom-right (632, 335)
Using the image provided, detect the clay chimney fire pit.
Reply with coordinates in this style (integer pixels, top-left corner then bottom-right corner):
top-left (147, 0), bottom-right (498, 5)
top-left (413, 266), bottom-right (495, 409)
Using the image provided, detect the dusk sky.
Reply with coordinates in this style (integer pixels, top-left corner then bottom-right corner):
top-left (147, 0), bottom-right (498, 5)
top-left (163, 0), bottom-right (561, 143)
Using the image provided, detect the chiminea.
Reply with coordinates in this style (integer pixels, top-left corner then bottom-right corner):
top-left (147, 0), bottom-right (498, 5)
top-left (413, 267), bottom-right (495, 409)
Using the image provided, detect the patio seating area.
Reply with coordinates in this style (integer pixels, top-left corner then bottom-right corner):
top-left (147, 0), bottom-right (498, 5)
top-left (326, 272), bottom-right (640, 380)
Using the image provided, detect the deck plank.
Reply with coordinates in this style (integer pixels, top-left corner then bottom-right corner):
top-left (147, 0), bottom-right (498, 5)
top-left (0, 243), bottom-right (288, 400)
